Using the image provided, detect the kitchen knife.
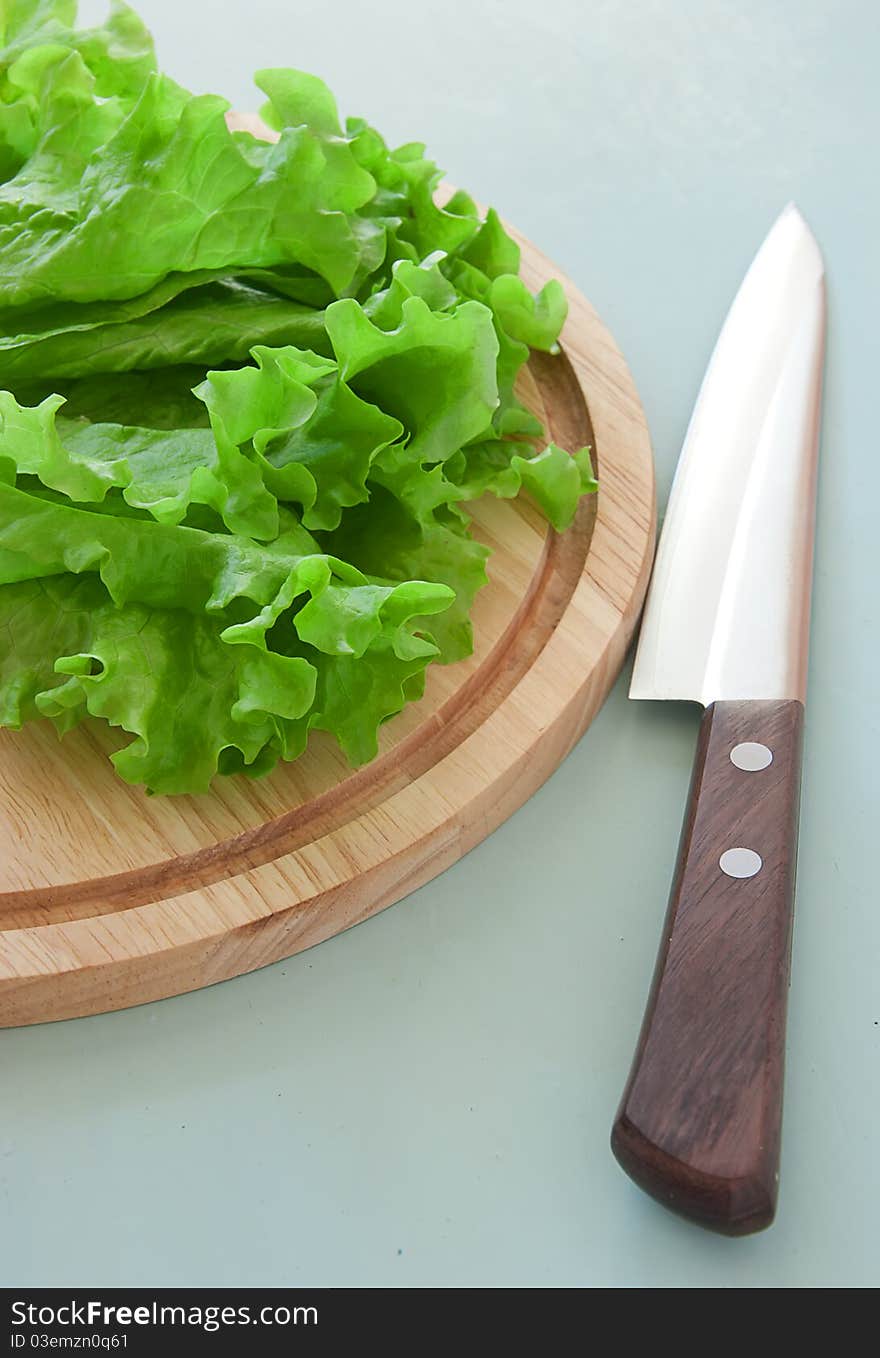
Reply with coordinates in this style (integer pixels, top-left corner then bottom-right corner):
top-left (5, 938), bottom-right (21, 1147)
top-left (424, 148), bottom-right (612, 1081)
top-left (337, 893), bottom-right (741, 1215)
top-left (611, 205), bottom-right (826, 1236)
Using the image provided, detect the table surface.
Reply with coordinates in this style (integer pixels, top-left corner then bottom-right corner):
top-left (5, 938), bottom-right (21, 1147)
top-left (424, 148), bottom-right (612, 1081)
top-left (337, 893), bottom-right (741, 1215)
top-left (3, 0), bottom-right (877, 1289)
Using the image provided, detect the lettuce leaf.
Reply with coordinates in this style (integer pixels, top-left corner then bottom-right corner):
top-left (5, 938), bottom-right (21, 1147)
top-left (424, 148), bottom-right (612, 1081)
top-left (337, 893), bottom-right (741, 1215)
top-left (0, 3), bottom-right (597, 794)
top-left (0, 54), bottom-right (382, 306)
top-left (0, 2), bottom-right (156, 180)
top-left (0, 278), bottom-right (333, 382)
top-left (4, 571), bottom-right (448, 793)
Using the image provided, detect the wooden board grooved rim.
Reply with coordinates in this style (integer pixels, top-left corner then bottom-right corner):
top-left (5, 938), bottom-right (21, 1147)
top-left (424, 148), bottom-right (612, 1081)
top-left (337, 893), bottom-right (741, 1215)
top-left (0, 221), bottom-right (655, 1025)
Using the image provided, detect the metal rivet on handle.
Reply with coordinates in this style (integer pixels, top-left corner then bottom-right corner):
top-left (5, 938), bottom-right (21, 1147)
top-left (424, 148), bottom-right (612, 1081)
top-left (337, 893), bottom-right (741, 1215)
top-left (719, 847), bottom-right (763, 878)
top-left (730, 741), bottom-right (773, 771)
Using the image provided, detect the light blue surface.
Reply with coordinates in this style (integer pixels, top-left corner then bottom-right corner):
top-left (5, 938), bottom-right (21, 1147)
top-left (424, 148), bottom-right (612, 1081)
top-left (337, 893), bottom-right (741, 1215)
top-left (1, 0), bottom-right (877, 1288)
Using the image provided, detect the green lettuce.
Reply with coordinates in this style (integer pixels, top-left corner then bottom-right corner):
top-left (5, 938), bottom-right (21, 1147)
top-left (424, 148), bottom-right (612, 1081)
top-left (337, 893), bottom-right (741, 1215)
top-left (0, 2), bottom-right (597, 794)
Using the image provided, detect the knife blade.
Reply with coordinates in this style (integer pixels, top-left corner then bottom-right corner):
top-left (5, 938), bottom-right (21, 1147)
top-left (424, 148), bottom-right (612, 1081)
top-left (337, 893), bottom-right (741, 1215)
top-left (611, 205), bottom-right (826, 1236)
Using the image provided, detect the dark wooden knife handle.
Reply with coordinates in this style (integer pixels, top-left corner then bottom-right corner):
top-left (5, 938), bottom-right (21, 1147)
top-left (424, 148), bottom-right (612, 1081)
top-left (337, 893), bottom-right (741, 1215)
top-left (611, 698), bottom-right (804, 1235)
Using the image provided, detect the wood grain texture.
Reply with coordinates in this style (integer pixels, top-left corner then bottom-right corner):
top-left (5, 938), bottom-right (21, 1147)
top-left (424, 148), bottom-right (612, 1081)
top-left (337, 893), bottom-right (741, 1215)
top-left (0, 210), bottom-right (655, 1026)
top-left (612, 699), bottom-right (804, 1235)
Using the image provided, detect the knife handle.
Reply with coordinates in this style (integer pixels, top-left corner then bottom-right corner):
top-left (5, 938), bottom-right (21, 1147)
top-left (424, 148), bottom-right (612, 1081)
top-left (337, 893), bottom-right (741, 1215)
top-left (611, 698), bottom-right (804, 1235)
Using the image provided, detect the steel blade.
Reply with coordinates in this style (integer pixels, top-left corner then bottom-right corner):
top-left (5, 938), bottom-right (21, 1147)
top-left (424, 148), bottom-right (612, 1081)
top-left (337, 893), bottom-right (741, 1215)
top-left (630, 204), bottom-right (825, 705)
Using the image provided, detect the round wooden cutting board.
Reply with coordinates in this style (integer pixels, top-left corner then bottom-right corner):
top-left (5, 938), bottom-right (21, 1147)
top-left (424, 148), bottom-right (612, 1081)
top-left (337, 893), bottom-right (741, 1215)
top-left (0, 227), bottom-right (655, 1026)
